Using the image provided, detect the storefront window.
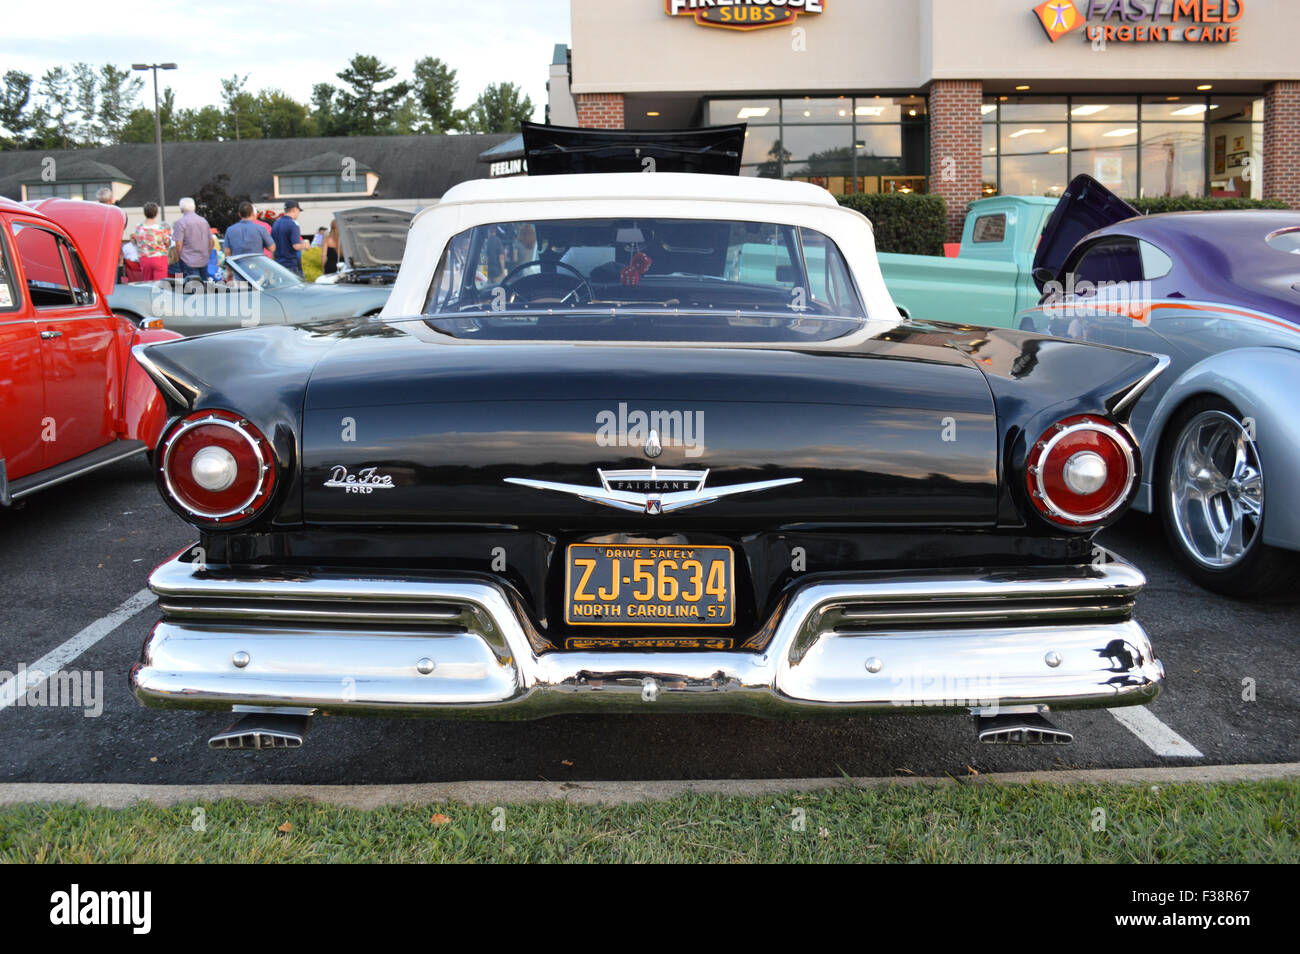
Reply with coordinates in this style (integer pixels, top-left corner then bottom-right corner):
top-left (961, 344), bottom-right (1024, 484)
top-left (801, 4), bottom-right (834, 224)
top-left (1141, 123), bottom-right (1204, 198)
top-left (999, 122), bottom-right (1067, 197)
top-left (706, 99), bottom-right (779, 125)
top-left (706, 95), bottom-right (927, 194)
top-left (982, 94), bottom-right (1263, 200)
top-left (782, 97), bottom-right (854, 123)
top-left (1208, 96), bottom-right (1265, 198)
top-left (1070, 122), bottom-right (1138, 198)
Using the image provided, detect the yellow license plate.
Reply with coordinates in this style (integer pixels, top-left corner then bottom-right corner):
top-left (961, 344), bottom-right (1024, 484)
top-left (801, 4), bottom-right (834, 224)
top-left (565, 544), bottom-right (734, 627)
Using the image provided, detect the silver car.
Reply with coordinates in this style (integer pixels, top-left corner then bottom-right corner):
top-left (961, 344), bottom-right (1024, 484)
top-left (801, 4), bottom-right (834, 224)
top-left (110, 253), bottom-right (391, 337)
top-left (1018, 174), bottom-right (1300, 595)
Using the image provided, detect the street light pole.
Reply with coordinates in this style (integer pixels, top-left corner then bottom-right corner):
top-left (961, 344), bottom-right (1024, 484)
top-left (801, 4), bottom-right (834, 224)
top-left (132, 63), bottom-right (177, 219)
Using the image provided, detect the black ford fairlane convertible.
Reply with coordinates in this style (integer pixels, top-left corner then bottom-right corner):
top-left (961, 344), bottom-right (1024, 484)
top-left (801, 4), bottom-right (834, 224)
top-left (129, 166), bottom-right (1167, 749)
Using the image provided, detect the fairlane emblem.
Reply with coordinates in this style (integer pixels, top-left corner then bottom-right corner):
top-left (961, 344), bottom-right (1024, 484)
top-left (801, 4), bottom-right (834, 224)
top-left (504, 468), bottom-right (800, 516)
top-left (324, 465), bottom-right (395, 494)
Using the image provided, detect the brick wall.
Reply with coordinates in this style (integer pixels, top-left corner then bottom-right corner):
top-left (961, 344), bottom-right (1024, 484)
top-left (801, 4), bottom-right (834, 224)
top-left (1264, 81), bottom-right (1300, 210)
top-left (927, 80), bottom-right (983, 243)
top-left (576, 93), bottom-right (625, 129)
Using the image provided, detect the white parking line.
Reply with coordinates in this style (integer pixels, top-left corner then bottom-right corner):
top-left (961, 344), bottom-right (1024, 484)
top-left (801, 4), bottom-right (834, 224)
top-left (0, 588), bottom-right (156, 711)
top-left (1109, 706), bottom-right (1203, 758)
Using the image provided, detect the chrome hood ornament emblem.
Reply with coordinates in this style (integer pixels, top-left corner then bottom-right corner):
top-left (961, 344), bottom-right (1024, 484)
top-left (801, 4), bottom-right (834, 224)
top-left (504, 468), bottom-right (800, 516)
top-left (644, 428), bottom-right (663, 459)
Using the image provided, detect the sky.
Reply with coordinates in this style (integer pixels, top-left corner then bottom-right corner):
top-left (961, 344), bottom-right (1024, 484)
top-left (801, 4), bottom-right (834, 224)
top-left (3, 0), bottom-right (572, 124)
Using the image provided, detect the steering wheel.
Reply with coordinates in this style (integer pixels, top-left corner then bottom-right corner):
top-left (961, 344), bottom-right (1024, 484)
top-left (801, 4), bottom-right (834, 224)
top-left (499, 259), bottom-right (593, 305)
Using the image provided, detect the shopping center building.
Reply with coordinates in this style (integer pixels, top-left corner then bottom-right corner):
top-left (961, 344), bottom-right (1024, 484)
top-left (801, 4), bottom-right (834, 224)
top-left (560, 0), bottom-right (1300, 237)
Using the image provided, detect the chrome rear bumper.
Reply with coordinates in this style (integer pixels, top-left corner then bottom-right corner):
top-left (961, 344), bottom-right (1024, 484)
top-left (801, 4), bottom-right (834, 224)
top-left (130, 551), bottom-right (1164, 719)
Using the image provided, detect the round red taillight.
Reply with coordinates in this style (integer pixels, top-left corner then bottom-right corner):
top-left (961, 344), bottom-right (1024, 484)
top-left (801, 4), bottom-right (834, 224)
top-left (159, 410), bottom-right (276, 524)
top-left (1026, 415), bottom-right (1135, 528)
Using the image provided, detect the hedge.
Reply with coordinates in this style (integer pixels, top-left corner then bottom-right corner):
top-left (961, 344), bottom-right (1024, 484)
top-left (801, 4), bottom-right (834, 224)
top-left (834, 192), bottom-right (948, 256)
top-left (1127, 195), bottom-right (1287, 214)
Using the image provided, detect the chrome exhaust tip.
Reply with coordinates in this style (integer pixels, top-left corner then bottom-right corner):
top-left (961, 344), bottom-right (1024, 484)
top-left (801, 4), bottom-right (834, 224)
top-left (976, 712), bottom-right (1073, 745)
top-left (209, 713), bottom-right (310, 750)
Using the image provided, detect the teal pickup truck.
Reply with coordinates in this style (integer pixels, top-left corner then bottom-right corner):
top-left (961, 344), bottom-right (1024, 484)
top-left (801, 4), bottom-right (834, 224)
top-left (877, 194), bottom-right (1057, 327)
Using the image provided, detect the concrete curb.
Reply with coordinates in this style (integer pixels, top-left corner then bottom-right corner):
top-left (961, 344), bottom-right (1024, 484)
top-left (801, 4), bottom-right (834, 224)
top-left (1, 762), bottom-right (1297, 808)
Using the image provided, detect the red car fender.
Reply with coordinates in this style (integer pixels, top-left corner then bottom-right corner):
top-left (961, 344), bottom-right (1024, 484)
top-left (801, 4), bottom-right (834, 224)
top-left (121, 324), bottom-right (183, 449)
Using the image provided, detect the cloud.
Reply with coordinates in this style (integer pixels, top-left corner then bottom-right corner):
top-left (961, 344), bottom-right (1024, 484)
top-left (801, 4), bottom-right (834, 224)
top-left (6, 0), bottom-right (570, 122)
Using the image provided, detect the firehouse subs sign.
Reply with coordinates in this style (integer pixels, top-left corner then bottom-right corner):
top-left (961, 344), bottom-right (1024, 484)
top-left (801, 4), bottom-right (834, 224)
top-left (1033, 0), bottom-right (1245, 44)
top-left (665, 0), bottom-right (824, 31)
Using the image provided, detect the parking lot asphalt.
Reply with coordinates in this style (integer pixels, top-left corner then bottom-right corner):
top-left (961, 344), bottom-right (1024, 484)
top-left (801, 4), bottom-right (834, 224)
top-left (1, 455), bottom-right (1296, 784)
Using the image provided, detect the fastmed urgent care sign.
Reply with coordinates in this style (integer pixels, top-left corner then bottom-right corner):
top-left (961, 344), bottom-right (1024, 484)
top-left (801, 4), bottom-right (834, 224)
top-left (1034, 0), bottom-right (1246, 44)
top-left (665, 0), bottom-right (825, 31)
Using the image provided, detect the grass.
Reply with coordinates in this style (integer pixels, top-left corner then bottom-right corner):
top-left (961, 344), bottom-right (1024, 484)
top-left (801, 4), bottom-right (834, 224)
top-left (0, 780), bottom-right (1295, 863)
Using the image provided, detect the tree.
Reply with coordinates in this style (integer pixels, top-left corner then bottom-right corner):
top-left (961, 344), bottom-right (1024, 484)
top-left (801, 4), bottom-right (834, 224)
top-left (756, 139), bottom-right (793, 178)
top-left (391, 94), bottom-right (425, 136)
top-left (311, 82), bottom-right (341, 137)
top-left (97, 64), bottom-right (142, 144)
top-left (33, 67), bottom-right (73, 149)
top-left (72, 62), bottom-right (98, 145)
top-left (175, 105), bottom-right (226, 142)
top-left (411, 56), bottom-right (463, 133)
top-left (220, 73), bottom-right (261, 141)
top-left (0, 70), bottom-right (32, 148)
top-left (334, 54), bottom-right (410, 136)
top-left (463, 82), bottom-right (534, 134)
top-left (256, 89), bottom-right (314, 139)
top-left (195, 173), bottom-right (248, 231)
top-left (120, 86), bottom-right (177, 143)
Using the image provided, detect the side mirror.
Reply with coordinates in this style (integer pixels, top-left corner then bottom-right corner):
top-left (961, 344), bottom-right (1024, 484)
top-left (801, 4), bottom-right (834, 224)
top-left (1032, 266), bottom-right (1056, 286)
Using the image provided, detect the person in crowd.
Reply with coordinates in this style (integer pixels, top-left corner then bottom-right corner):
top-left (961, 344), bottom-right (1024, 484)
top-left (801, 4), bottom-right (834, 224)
top-left (312, 227), bottom-right (327, 249)
top-left (485, 225), bottom-right (508, 284)
top-left (172, 197), bottom-right (212, 287)
top-left (321, 220), bottom-right (340, 275)
top-left (96, 187), bottom-right (115, 205)
top-left (133, 202), bottom-right (172, 281)
top-left (121, 232), bottom-right (142, 283)
top-left (513, 223), bottom-right (539, 265)
top-left (254, 207), bottom-right (275, 257)
top-left (271, 200), bottom-right (310, 275)
top-left (207, 227), bottom-right (222, 280)
top-left (223, 201), bottom-right (273, 258)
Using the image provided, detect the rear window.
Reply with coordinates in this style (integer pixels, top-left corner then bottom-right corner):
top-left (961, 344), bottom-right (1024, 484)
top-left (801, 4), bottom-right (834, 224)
top-left (421, 216), bottom-right (865, 343)
top-left (971, 213), bottom-right (1006, 243)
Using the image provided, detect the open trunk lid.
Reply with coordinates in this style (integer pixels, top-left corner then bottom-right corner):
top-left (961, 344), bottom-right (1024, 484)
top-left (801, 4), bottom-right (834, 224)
top-left (1032, 174), bottom-right (1141, 291)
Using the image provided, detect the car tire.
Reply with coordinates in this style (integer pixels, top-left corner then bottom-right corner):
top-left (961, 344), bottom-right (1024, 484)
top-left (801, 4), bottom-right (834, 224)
top-left (1157, 395), bottom-right (1300, 596)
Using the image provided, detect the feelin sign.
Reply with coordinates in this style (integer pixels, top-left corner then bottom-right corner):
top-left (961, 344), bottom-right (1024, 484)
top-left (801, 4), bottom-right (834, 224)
top-left (666, 0), bottom-right (825, 30)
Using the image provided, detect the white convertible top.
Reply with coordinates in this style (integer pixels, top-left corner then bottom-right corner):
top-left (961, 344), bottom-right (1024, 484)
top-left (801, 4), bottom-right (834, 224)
top-left (426, 172), bottom-right (843, 215)
top-left (385, 172), bottom-right (900, 333)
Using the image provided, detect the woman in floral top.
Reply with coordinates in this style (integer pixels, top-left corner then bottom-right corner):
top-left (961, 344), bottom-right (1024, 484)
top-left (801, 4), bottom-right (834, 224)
top-left (133, 202), bottom-right (171, 280)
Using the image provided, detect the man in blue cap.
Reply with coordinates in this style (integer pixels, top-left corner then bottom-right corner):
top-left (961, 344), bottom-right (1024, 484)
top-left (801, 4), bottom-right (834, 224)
top-left (271, 200), bottom-right (310, 274)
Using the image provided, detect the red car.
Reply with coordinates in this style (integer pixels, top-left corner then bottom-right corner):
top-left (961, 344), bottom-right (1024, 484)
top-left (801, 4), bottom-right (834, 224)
top-left (0, 197), bottom-right (180, 505)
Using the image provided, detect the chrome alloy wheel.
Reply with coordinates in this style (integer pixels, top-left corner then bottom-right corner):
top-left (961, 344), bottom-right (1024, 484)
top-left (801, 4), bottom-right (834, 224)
top-left (1168, 410), bottom-right (1264, 569)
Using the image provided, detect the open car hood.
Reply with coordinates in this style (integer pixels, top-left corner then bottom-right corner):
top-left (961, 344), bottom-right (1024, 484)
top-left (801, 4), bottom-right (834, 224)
top-left (521, 121), bottom-right (745, 176)
top-left (336, 206), bottom-right (413, 270)
top-left (1032, 175), bottom-right (1140, 290)
top-left (26, 197), bottom-right (126, 295)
